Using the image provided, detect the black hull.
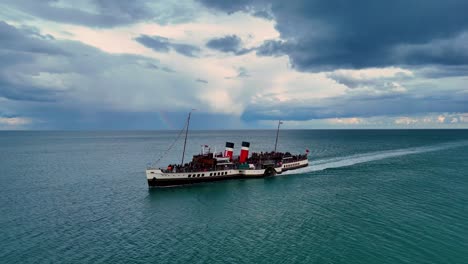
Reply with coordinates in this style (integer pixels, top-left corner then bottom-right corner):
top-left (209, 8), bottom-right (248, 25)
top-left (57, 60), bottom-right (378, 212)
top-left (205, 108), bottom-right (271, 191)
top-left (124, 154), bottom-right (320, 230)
top-left (148, 174), bottom-right (244, 187)
top-left (281, 163), bottom-right (308, 172)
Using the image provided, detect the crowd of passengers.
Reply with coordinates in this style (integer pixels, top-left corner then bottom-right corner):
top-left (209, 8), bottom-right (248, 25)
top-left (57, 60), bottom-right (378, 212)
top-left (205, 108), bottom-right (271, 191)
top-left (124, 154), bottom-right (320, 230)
top-left (162, 152), bottom-right (307, 173)
top-left (247, 151), bottom-right (308, 164)
top-left (162, 162), bottom-right (236, 173)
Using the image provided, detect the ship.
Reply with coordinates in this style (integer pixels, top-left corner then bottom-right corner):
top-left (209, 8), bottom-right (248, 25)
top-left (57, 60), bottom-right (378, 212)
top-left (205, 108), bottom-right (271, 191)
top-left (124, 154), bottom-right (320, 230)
top-left (146, 111), bottom-right (309, 187)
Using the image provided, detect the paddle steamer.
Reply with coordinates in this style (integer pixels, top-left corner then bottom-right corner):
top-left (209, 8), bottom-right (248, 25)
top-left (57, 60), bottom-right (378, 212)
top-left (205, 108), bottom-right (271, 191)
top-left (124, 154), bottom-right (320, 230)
top-left (146, 112), bottom-right (309, 187)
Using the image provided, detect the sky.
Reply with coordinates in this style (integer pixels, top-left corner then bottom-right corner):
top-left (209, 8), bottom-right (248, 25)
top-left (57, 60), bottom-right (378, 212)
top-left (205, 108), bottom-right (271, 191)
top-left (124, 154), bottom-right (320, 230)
top-left (0, 0), bottom-right (467, 130)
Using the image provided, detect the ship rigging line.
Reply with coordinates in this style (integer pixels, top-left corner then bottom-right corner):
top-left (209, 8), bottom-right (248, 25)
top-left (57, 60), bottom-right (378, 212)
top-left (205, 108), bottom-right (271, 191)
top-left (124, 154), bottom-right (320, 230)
top-left (151, 121), bottom-right (188, 167)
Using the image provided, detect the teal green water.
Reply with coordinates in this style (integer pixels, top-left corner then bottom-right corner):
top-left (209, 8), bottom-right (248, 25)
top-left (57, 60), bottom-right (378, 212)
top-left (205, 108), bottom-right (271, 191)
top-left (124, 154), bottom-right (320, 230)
top-left (1, 130), bottom-right (467, 263)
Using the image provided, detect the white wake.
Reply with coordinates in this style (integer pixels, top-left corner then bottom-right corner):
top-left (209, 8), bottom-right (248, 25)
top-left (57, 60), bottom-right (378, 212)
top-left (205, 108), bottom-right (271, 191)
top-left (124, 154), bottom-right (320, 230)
top-left (283, 141), bottom-right (468, 175)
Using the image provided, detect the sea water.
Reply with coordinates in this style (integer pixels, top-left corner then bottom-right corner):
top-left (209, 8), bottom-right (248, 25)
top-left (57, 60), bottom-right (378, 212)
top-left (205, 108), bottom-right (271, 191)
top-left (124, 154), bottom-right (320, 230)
top-left (1, 130), bottom-right (467, 263)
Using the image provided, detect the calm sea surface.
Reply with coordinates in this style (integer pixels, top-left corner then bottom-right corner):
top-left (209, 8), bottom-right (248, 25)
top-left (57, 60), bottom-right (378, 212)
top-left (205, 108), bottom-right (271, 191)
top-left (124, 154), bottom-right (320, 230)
top-left (1, 130), bottom-right (467, 263)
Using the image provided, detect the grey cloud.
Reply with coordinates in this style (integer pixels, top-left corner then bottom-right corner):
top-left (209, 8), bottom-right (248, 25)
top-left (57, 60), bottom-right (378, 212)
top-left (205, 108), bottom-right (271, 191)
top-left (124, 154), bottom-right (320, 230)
top-left (255, 40), bottom-right (290, 57)
top-left (142, 62), bottom-right (176, 73)
top-left (326, 71), bottom-right (412, 89)
top-left (415, 66), bottom-right (468, 79)
top-left (196, 78), bottom-right (208, 84)
top-left (206, 35), bottom-right (252, 55)
top-left (161, 66), bottom-right (176, 73)
top-left (225, 67), bottom-right (250, 79)
top-left (135, 35), bottom-right (171, 52)
top-left (237, 67), bottom-right (250, 78)
top-left (242, 92), bottom-right (468, 121)
top-left (171, 43), bottom-right (201, 57)
top-left (135, 34), bottom-right (200, 57)
top-left (2, 0), bottom-right (131, 27)
top-left (0, 21), bottom-right (64, 55)
top-left (2, 0), bottom-right (197, 27)
top-left (206, 35), bottom-right (241, 52)
top-left (0, 21), bottom-right (67, 101)
top-left (198, 0), bottom-right (253, 14)
top-left (252, 9), bottom-right (274, 20)
top-left (0, 78), bottom-right (61, 102)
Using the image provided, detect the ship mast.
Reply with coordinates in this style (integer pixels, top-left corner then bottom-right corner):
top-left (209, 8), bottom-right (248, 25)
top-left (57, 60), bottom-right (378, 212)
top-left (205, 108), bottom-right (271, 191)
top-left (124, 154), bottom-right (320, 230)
top-left (274, 120), bottom-right (283, 152)
top-left (181, 110), bottom-right (194, 165)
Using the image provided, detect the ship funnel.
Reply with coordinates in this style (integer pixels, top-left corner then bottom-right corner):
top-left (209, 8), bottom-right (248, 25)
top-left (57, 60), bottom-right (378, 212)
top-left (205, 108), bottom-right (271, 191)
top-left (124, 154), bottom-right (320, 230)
top-left (224, 142), bottom-right (234, 161)
top-left (239, 141), bottom-right (250, 163)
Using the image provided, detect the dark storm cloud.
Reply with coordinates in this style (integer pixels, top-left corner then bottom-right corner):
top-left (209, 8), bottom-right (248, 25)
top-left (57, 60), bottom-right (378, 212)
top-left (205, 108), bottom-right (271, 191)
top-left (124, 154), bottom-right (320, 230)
top-left (198, 0), bottom-right (468, 71)
top-left (206, 35), bottom-right (251, 55)
top-left (135, 35), bottom-right (200, 57)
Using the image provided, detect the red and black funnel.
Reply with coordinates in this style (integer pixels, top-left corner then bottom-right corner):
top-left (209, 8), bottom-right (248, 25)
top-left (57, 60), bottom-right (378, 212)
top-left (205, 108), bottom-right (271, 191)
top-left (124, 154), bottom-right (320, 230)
top-left (224, 142), bottom-right (234, 161)
top-left (239, 141), bottom-right (250, 163)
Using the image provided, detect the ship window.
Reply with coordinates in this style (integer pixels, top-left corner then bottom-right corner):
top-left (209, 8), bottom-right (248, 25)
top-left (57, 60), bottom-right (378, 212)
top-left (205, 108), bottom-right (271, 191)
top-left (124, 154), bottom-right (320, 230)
top-left (218, 172), bottom-right (221, 176)
top-left (224, 172), bottom-right (227, 175)
top-left (202, 174), bottom-right (205, 177)
top-left (150, 172), bottom-right (154, 174)
top-left (197, 174), bottom-right (200, 177)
